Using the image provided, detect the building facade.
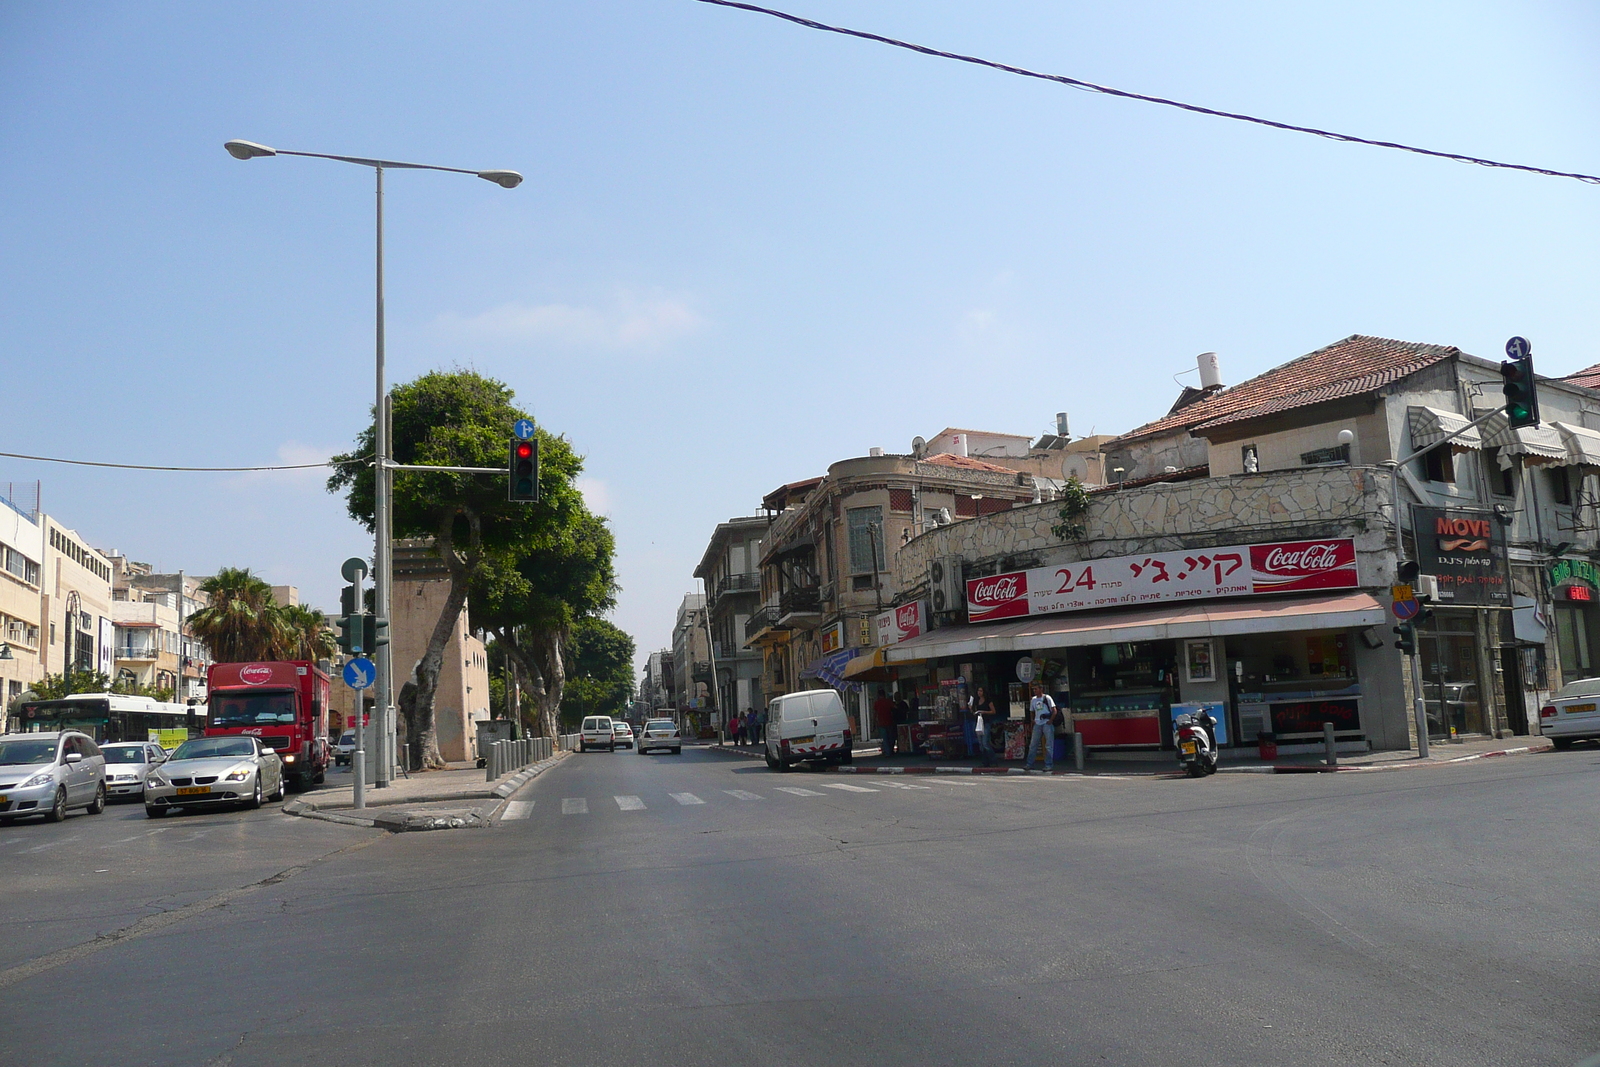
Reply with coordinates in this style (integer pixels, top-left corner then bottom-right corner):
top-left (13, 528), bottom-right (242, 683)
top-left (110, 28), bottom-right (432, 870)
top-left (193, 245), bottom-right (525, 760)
top-left (0, 494), bottom-right (46, 728)
top-left (387, 539), bottom-right (492, 762)
top-left (671, 594), bottom-right (711, 733)
top-left (692, 516), bottom-right (770, 730)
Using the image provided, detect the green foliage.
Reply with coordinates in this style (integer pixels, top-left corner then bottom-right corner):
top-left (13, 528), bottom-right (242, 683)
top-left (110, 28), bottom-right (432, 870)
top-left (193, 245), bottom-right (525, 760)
top-left (186, 567), bottom-right (333, 664)
top-left (32, 670), bottom-right (113, 700)
top-left (558, 618), bottom-right (635, 725)
top-left (1050, 476), bottom-right (1093, 541)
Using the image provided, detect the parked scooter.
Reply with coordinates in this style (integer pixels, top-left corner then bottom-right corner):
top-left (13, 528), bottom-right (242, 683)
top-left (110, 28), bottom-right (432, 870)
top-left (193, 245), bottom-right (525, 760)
top-left (1174, 708), bottom-right (1219, 777)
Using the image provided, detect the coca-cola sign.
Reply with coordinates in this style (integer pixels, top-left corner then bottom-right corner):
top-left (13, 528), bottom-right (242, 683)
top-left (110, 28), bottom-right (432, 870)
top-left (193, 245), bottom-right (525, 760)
top-left (240, 663), bottom-right (275, 685)
top-left (964, 537), bottom-right (1359, 622)
top-left (875, 600), bottom-right (928, 644)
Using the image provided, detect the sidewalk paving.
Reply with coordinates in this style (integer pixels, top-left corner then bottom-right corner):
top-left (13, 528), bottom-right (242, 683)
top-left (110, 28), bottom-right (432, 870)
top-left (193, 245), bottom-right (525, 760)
top-left (283, 750), bottom-right (570, 831)
top-left (706, 734), bottom-right (1556, 777)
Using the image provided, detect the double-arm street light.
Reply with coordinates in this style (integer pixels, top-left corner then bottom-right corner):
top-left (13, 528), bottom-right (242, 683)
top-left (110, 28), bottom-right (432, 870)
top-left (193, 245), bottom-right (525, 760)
top-left (225, 139), bottom-right (521, 801)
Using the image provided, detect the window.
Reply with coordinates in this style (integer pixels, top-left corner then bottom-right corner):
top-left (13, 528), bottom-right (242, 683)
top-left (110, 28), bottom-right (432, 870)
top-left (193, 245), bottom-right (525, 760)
top-left (1420, 447), bottom-right (1455, 484)
top-left (888, 488), bottom-right (914, 513)
top-left (3, 547), bottom-right (40, 586)
top-left (1300, 444), bottom-right (1350, 467)
top-left (846, 507), bottom-right (884, 574)
top-left (1483, 448), bottom-right (1516, 497)
top-left (1241, 444), bottom-right (1260, 474)
top-left (1550, 466), bottom-right (1572, 505)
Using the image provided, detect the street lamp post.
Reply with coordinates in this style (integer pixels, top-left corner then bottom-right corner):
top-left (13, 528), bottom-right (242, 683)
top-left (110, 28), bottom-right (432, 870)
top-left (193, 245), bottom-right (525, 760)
top-left (225, 140), bottom-right (520, 788)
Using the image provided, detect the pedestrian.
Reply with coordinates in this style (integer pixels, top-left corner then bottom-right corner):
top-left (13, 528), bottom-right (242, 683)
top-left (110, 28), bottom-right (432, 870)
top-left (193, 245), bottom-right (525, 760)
top-left (753, 706), bottom-right (766, 747)
top-left (971, 686), bottom-right (997, 767)
top-left (731, 712), bottom-right (744, 747)
top-left (1025, 682), bottom-right (1057, 771)
top-left (745, 708), bottom-right (758, 747)
top-left (873, 689), bottom-right (897, 757)
top-left (893, 693), bottom-right (911, 754)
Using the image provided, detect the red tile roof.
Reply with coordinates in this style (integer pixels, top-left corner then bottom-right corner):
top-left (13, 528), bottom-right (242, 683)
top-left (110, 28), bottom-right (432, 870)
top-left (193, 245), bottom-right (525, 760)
top-left (1113, 335), bottom-right (1461, 444)
top-left (921, 453), bottom-right (1016, 473)
top-left (1562, 362), bottom-right (1600, 391)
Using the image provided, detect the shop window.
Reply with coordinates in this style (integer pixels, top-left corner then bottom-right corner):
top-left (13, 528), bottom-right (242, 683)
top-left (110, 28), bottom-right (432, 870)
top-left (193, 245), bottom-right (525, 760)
top-left (1420, 446), bottom-right (1455, 484)
top-left (888, 488), bottom-right (914, 513)
top-left (1482, 448), bottom-right (1516, 497)
top-left (1549, 466), bottom-right (1572, 505)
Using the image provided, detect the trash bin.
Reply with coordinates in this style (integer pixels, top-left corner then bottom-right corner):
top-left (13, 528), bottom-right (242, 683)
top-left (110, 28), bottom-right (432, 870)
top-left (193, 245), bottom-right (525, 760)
top-left (1257, 731), bottom-right (1277, 761)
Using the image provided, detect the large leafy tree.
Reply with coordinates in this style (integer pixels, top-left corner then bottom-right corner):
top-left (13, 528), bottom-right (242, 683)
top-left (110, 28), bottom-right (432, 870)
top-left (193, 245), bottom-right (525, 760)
top-left (187, 567), bottom-right (293, 663)
top-left (281, 605), bottom-right (337, 661)
top-left (328, 371), bottom-right (595, 769)
top-left (558, 618), bottom-right (635, 728)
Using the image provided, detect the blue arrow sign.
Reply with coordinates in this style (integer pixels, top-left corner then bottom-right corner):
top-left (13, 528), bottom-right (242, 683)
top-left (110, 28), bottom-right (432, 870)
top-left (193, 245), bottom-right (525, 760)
top-left (343, 657), bottom-right (376, 691)
top-left (1505, 336), bottom-right (1531, 361)
top-left (513, 419), bottom-right (536, 441)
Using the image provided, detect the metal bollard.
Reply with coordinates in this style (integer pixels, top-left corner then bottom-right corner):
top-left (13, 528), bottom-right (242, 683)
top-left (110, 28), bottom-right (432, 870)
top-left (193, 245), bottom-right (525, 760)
top-left (1073, 732), bottom-right (1085, 772)
top-left (1324, 722), bottom-right (1337, 767)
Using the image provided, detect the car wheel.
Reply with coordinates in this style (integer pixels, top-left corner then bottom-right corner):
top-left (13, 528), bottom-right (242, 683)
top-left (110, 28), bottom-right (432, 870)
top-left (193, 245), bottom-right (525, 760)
top-left (45, 786), bottom-right (68, 822)
top-left (87, 782), bottom-right (106, 815)
top-left (272, 774), bottom-right (286, 802)
top-left (672, 747), bottom-right (681, 755)
top-left (840, 748), bottom-right (853, 764)
top-left (313, 769), bottom-right (325, 785)
top-left (246, 778), bottom-right (263, 810)
top-left (145, 805), bottom-right (164, 819)
top-left (1551, 736), bottom-right (1574, 750)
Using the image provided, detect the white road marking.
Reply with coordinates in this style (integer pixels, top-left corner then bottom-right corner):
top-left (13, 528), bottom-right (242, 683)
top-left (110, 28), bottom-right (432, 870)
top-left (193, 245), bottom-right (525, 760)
top-left (614, 795), bottom-right (646, 811)
top-left (774, 786), bottom-right (824, 797)
top-left (502, 800), bottom-right (534, 820)
top-left (669, 792), bottom-right (704, 805)
top-left (879, 781), bottom-right (932, 790)
top-left (22, 835), bottom-right (80, 854)
top-left (819, 782), bottom-right (879, 793)
top-left (561, 798), bottom-right (588, 815)
top-left (722, 789), bottom-right (765, 801)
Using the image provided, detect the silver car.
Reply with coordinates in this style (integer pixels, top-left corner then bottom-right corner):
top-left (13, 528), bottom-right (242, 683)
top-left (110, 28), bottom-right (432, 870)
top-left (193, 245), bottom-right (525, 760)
top-left (636, 719), bottom-right (682, 755)
top-left (0, 731), bottom-right (108, 823)
top-left (101, 741), bottom-right (169, 801)
top-left (143, 735), bottom-right (285, 818)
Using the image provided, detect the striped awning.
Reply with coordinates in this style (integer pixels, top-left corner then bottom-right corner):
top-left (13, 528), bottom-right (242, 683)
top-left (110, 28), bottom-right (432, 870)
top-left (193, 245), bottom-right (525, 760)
top-left (1553, 422), bottom-right (1600, 467)
top-left (1408, 406), bottom-right (1482, 451)
top-left (1479, 412), bottom-right (1568, 467)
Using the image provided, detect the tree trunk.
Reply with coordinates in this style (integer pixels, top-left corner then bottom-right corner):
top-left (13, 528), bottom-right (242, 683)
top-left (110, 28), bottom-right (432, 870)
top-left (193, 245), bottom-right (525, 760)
top-left (403, 508), bottom-right (481, 771)
top-left (492, 624), bottom-right (566, 740)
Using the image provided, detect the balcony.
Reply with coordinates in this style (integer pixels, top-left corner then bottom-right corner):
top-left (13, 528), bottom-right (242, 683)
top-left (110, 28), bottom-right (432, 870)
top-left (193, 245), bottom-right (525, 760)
top-left (691, 661), bottom-right (714, 682)
top-left (715, 642), bottom-right (758, 661)
top-left (713, 572), bottom-right (761, 604)
top-left (116, 645), bottom-right (160, 662)
top-left (778, 586), bottom-right (823, 624)
top-left (745, 604), bottom-right (782, 643)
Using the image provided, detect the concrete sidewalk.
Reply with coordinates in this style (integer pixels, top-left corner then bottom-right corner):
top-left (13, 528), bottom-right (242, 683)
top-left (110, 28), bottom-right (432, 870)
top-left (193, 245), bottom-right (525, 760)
top-left (283, 750), bottom-right (570, 831)
top-left (708, 734), bottom-right (1557, 777)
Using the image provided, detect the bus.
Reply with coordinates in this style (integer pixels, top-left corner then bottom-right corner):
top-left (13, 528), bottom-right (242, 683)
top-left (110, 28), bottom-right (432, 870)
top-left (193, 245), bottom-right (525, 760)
top-left (14, 693), bottom-right (200, 748)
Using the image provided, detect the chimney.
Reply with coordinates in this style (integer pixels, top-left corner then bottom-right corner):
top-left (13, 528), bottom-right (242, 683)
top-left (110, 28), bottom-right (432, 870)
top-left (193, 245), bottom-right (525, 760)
top-left (951, 434), bottom-right (968, 457)
top-left (1197, 352), bottom-right (1222, 390)
top-left (868, 447), bottom-right (883, 458)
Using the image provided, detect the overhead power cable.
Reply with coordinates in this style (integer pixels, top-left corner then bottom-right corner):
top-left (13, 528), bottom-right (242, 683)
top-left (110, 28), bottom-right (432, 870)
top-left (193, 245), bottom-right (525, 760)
top-left (696, 0), bottom-right (1600, 187)
top-left (0, 450), bottom-right (370, 473)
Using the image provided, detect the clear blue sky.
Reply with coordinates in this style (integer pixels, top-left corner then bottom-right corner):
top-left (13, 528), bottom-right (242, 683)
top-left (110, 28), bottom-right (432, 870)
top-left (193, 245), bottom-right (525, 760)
top-left (2, 2), bottom-right (1597, 678)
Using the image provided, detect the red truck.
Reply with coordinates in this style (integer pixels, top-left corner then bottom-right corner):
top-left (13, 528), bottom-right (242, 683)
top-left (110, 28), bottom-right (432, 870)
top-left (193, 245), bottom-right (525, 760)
top-left (206, 661), bottom-right (331, 791)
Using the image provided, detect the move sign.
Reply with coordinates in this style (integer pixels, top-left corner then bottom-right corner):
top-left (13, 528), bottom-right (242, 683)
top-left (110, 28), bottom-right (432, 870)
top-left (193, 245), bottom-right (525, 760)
top-left (965, 538), bottom-right (1358, 624)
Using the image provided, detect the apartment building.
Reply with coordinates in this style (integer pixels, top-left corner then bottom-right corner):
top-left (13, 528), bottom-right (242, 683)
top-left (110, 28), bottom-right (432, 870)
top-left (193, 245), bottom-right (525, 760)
top-left (692, 515), bottom-right (770, 726)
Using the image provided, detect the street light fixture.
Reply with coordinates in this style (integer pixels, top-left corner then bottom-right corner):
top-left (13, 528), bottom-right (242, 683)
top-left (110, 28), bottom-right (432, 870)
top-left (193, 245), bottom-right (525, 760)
top-left (225, 138), bottom-right (520, 803)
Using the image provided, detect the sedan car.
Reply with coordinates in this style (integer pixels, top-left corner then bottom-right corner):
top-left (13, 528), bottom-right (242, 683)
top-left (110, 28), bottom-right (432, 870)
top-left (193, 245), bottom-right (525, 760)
top-left (334, 731), bottom-right (356, 767)
top-left (637, 719), bottom-right (682, 756)
top-left (143, 735), bottom-right (285, 817)
top-left (0, 731), bottom-right (107, 823)
top-left (1540, 675), bottom-right (1600, 749)
top-left (612, 722), bottom-right (635, 750)
top-left (101, 741), bottom-right (169, 801)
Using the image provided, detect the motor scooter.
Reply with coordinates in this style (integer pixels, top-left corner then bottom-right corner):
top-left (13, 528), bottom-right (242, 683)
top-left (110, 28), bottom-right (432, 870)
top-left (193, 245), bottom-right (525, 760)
top-left (1174, 708), bottom-right (1218, 777)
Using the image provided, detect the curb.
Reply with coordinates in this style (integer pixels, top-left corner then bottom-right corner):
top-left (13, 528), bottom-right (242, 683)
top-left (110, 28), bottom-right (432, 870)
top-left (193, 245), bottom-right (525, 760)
top-left (284, 750), bottom-right (572, 832)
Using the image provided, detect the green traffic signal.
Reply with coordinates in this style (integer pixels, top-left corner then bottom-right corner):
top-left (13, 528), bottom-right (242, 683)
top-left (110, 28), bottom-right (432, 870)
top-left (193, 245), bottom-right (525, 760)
top-left (1393, 622), bottom-right (1415, 655)
top-left (1500, 354), bottom-right (1540, 430)
top-left (363, 615), bottom-right (389, 650)
top-left (335, 615), bottom-right (358, 655)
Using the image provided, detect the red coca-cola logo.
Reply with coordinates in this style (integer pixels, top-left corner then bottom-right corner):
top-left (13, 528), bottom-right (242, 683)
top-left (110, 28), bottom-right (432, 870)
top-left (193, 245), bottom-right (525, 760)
top-left (1250, 539), bottom-right (1357, 592)
top-left (896, 603), bottom-right (919, 628)
top-left (967, 571), bottom-right (1030, 621)
top-left (240, 663), bottom-right (274, 685)
top-left (1259, 543), bottom-right (1345, 573)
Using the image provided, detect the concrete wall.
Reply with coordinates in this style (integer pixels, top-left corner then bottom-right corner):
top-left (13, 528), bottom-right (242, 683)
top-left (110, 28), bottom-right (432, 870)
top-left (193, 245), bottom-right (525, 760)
top-left (391, 572), bottom-right (484, 763)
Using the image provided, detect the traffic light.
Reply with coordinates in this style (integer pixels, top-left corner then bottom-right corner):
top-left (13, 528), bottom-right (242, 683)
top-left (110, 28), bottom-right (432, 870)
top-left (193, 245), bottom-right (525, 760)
top-left (509, 437), bottom-right (539, 502)
top-left (1501, 355), bottom-right (1540, 429)
top-left (335, 614), bottom-right (358, 655)
top-left (1397, 560), bottom-right (1419, 586)
top-left (362, 615), bottom-right (389, 651)
top-left (1394, 622), bottom-right (1416, 655)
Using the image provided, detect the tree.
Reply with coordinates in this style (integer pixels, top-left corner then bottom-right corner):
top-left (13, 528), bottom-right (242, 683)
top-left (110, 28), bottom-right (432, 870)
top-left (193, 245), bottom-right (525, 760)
top-left (558, 618), bottom-right (635, 728)
top-left (32, 670), bottom-right (113, 699)
top-left (328, 371), bottom-right (597, 769)
top-left (187, 567), bottom-right (293, 663)
top-left (281, 604), bottom-right (337, 661)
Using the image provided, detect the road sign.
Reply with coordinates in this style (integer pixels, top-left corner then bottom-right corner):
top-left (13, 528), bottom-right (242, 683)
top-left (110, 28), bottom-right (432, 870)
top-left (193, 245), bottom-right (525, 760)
top-left (343, 657), bottom-right (376, 691)
top-left (513, 418), bottom-right (536, 441)
top-left (1391, 584), bottom-right (1413, 602)
top-left (1506, 336), bottom-right (1531, 361)
top-left (1393, 599), bottom-right (1421, 621)
top-left (341, 557), bottom-right (369, 583)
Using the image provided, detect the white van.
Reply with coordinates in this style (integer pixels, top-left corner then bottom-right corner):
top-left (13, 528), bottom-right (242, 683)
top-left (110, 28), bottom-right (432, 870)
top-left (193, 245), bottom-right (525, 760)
top-left (765, 690), bottom-right (853, 771)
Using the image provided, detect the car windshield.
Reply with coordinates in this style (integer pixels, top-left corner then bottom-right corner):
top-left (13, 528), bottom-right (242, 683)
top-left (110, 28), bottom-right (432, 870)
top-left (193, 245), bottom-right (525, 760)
top-left (210, 692), bottom-right (297, 727)
top-left (0, 739), bottom-right (58, 765)
top-left (103, 747), bottom-right (149, 764)
top-left (339, 734), bottom-right (355, 744)
top-left (647, 721), bottom-right (675, 731)
top-left (171, 737), bottom-right (255, 760)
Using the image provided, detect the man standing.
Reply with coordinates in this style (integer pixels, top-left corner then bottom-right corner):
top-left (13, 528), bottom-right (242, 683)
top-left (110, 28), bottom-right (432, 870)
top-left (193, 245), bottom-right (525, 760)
top-left (873, 689), bottom-right (896, 757)
top-left (1025, 683), bottom-right (1056, 772)
top-left (972, 686), bottom-right (997, 767)
top-left (751, 706), bottom-right (765, 748)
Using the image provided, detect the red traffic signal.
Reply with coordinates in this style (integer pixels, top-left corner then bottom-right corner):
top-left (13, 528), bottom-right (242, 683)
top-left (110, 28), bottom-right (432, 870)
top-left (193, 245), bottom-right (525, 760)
top-left (508, 437), bottom-right (539, 502)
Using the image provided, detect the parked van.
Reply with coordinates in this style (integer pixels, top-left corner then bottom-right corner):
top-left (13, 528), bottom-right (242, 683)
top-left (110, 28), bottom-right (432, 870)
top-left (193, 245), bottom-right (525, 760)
top-left (765, 690), bottom-right (852, 771)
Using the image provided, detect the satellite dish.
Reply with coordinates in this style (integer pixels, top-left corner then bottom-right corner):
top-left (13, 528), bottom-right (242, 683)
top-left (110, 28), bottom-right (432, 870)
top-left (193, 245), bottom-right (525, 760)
top-left (1062, 457), bottom-right (1074, 480)
top-left (911, 436), bottom-right (927, 458)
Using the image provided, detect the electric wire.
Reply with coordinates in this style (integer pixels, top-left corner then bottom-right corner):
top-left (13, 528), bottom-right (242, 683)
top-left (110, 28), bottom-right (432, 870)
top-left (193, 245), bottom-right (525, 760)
top-left (0, 450), bottom-right (370, 473)
top-left (696, 0), bottom-right (1600, 187)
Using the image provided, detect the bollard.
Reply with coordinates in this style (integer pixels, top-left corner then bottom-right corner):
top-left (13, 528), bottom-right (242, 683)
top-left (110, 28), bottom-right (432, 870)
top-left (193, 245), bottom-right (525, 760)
top-left (1324, 721), bottom-right (1337, 767)
top-left (1073, 732), bottom-right (1085, 772)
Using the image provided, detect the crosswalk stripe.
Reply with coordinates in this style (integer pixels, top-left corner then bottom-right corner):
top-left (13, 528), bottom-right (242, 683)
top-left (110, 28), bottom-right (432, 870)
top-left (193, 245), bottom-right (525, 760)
top-left (879, 781), bottom-right (931, 790)
top-left (561, 798), bottom-right (588, 815)
top-left (503, 800), bottom-right (534, 820)
top-left (615, 795), bottom-right (646, 811)
top-left (819, 782), bottom-right (879, 793)
top-left (669, 792), bottom-right (704, 805)
top-left (774, 786), bottom-right (824, 797)
top-left (723, 789), bottom-right (765, 801)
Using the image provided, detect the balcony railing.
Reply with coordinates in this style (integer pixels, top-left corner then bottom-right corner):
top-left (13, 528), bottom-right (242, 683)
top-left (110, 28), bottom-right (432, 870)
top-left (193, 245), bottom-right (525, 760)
top-left (779, 586), bottom-right (822, 619)
top-left (745, 604), bottom-right (781, 642)
top-left (714, 572), bottom-right (761, 602)
top-left (692, 661), bottom-right (713, 681)
top-left (116, 646), bottom-right (160, 661)
top-left (715, 642), bottom-right (757, 661)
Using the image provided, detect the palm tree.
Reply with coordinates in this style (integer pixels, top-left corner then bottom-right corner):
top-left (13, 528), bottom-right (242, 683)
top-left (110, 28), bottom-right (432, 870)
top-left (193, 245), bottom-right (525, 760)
top-left (188, 567), bottom-right (292, 663)
top-left (281, 604), bottom-right (337, 661)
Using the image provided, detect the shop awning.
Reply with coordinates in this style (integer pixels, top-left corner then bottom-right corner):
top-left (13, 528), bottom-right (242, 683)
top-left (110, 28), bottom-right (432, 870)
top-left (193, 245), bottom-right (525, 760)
top-left (801, 648), bottom-right (862, 690)
top-left (1408, 406), bottom-right (1482, 451)
top-left (841, 646), bottom-right (927, 681)
top-left (1480, 412), bottom-right (1567, 466)
top-left (882, 592), bottom-right (1388, 662)
top-left (1553, 421), bottom-right (1600, 467)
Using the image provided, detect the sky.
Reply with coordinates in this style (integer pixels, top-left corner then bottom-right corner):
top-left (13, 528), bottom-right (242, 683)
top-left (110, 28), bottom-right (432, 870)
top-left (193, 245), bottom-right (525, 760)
top-left (2, 1), bottom-right (1598, 679)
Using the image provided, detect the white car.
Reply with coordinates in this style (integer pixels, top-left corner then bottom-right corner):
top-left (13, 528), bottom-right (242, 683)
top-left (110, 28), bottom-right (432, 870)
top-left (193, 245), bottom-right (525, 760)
top-left (637, 719), bottom-right (682, 755)
top-left (100, 741), bottom-right (169, 801)
top-left (579, 716), bottom-right (616, 753)
top-left (612, 722), bottom-right (635, 750)
top-left (0, 731), bottom-right (108, 823)
top-left (143, 735), bottom-right (285, 817)
top-left (1540, 676), bottom-right (1600, 749)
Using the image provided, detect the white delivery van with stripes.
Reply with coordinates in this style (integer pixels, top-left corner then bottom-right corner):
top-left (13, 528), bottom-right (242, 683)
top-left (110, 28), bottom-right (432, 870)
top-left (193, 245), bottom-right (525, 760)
top-left (765, 690), bottom-right (853, 771)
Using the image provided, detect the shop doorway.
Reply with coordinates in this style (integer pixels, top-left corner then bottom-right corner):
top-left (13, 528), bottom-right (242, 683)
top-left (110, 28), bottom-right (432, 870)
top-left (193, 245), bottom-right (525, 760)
top-left (1419, 616), bottom-right (1483, 739)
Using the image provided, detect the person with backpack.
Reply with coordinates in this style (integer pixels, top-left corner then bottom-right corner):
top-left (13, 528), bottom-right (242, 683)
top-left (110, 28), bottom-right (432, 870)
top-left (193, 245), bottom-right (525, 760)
top-left (1025, 682), bottom-right (1062, 771)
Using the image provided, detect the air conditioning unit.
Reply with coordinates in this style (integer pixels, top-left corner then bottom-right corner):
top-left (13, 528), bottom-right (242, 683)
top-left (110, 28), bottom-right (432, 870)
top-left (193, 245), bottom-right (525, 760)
top-left (928, 556), bottom-right (963, 614)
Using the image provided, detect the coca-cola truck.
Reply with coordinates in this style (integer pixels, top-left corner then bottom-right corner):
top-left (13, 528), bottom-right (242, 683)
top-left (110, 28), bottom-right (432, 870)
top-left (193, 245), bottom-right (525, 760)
top-left (205, 661), bottom-right (331, 790)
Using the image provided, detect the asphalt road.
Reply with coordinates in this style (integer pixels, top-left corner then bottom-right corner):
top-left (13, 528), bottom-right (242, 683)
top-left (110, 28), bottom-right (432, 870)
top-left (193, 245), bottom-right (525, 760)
top-left (3, 745), bottom-right (1598, 1066)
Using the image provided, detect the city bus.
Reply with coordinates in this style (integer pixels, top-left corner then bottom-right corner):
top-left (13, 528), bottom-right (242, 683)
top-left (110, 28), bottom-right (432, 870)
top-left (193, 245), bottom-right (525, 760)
top-left (14, 693), bottom-right (200, 747)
